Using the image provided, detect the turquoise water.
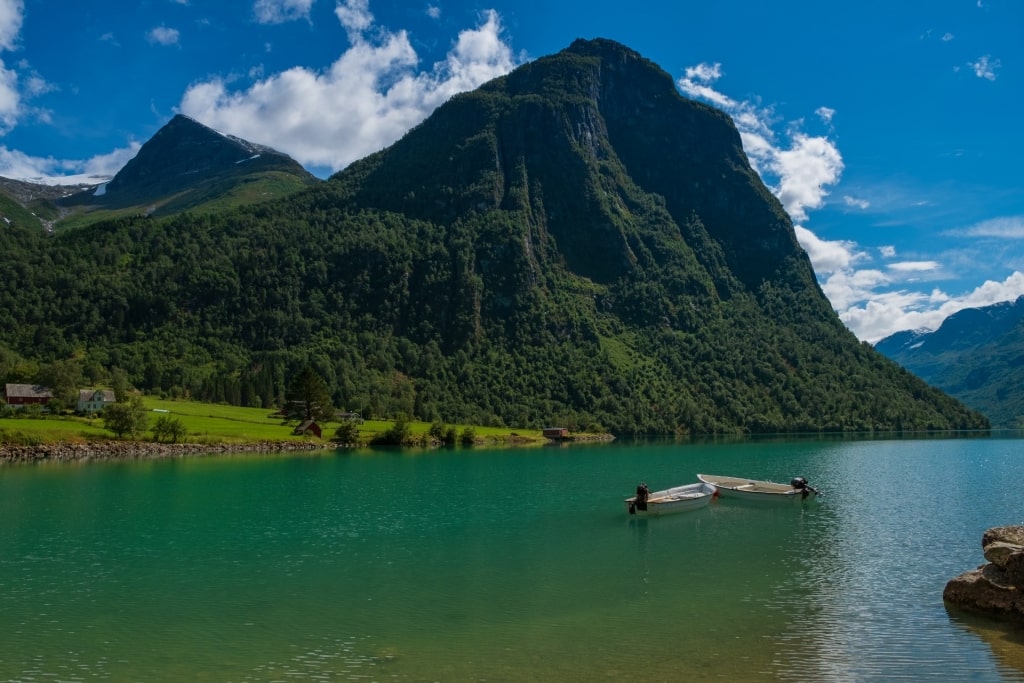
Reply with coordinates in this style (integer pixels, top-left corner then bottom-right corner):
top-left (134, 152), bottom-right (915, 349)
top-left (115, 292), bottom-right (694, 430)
top-left (1, 437), bottom-right (1023, 681)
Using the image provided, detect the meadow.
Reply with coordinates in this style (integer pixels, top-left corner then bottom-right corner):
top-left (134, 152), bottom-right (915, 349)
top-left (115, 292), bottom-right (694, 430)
top-left (0, 397), bottom-right (549, 447)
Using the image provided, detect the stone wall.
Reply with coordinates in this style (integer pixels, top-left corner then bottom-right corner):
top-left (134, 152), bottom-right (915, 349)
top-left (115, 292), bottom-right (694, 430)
top-left (0, 440), bottom-right (331, 464)
top-left (944, 525), bottom-right (1024, 622)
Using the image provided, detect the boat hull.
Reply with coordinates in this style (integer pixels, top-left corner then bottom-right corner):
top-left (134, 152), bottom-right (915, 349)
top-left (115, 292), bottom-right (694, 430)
top-left (625, 482), bottom-right (716, 516)
top-left (696, 474), bottom-right (819, 502)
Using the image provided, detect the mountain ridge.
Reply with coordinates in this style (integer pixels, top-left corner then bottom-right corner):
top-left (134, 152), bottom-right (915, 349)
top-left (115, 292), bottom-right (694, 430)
top-left (875, 295), bottom-right (1024, 427)
top-left (0, 38), bottom-right (988, 433)
top-left (0, 114), bottom-right (319, 232)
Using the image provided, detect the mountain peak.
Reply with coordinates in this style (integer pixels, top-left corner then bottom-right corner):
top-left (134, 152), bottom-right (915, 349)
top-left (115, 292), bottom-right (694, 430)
top-left (58, 114), bottom-right (316, 217)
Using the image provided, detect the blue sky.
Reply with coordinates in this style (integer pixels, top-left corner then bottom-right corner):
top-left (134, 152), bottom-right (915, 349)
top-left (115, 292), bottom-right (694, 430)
top-left (0, 0), bottom-right (1021, 343)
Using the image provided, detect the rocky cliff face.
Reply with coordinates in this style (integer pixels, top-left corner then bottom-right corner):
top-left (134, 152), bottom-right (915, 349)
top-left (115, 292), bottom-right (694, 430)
top-left (333, 38), bottom-right (816, 300)
top-left (944, 525), bottom-right (1024, 622)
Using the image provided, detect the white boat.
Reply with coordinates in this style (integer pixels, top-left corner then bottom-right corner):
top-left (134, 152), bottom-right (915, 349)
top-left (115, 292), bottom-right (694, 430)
top-left (625, 481), bottom-right (717, 516)
top-left (696, 474), bottom-right (820, 502)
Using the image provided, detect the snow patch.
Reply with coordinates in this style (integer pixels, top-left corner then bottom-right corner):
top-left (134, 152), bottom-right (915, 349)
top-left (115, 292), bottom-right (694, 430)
top-left (236, 154), bottom-right (261, 164)
top-left (93, 183), bottom-right (107, 196)
top-left (4, 172), bottom-right (113, 187)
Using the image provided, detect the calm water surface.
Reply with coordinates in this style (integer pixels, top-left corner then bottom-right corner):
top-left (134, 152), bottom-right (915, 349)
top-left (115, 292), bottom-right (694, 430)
top-left (1, 437), bottom-right (1023, 681)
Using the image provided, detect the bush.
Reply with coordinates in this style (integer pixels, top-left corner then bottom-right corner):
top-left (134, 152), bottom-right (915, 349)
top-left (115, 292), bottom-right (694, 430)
top-left (332, 421), bottom-right (361, 447)
top-left (371, 417), bottom-right (410, 446)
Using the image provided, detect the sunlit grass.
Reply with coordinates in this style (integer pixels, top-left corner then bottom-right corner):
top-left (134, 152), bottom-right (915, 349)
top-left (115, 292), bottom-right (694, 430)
top-left (1, 397), bottom-right (553, 447)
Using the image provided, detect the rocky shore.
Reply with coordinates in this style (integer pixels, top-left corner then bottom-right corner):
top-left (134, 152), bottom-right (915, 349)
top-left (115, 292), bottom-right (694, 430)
top-left (0, 440), bottom-right (332, 464)
top-left (944, 525), bottom-right (1024, 622)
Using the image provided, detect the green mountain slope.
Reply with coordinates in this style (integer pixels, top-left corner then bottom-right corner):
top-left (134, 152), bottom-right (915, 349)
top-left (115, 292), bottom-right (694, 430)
top-left (0, 39), bottom-right (986, 434)
top-left (55, 115), bottom-right (319, 229)
top-left (876, 296), bottom-right (1024, 427)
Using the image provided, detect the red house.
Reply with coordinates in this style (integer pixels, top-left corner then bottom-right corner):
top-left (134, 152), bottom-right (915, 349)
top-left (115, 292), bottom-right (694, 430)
top-left (293, 420), bottom-right (322, 438)
top-left (3, 383), bottom-right (53, 407)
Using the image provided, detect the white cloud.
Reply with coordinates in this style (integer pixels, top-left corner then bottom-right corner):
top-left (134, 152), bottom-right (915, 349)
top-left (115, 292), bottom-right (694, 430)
top-left (335, 0), bottom-right (373, 36)
top-left (679, 65), bottom-right (842, 224)
top-left (675, 61), bottom-right (1024, 344)
top-left (847, 272), bottom-right (1024, 343)
top-left (0, 0), bottom-right (23, 133)
top-left (793, 225), bottom-right (865, 275)
top-left (254, 0), bottom-right (314, 24)
top-left (684, 62), bottom-right (722, 83)
top-left (427, 5), bottom-right (441, 19)
top-left (180, 7), bottom-right (518, 172)
top-left (942, 32), bottom-right (954, 41)
top-left (843, 195), bottom-right (869, 209)
top-left (772, 134), bottom-right (844, 222)
top-left (0, 141), bottom-right (140, 185)
top-left (0, 0), bottom-right (22, 51)
top-left (957, 215), bottom-right (1024, 239)
top-left (888, 260), bottom-right (939, 273)
top-left (968, 55), bottom-right (1000, 80)
top-left (147, 26), bottom-right (180, 46)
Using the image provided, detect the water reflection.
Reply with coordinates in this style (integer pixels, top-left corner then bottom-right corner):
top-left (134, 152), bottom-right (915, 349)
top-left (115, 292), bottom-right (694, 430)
top-left (947, 607), bottom-right (1024, 677)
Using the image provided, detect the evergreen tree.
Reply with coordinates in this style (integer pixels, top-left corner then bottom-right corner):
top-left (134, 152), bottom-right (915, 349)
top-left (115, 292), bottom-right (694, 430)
top-left (285, 367), bottom-right (334, 422)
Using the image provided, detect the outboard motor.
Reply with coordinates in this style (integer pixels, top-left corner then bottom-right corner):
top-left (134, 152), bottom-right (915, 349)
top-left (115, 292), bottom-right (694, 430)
top-left (790, 476), bottom-right (817, 500)
top-left (634, 482), bottom-right (650, 511)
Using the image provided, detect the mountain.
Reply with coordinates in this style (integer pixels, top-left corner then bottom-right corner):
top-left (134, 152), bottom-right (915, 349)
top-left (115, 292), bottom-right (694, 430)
top-left (0, 39), bottom-right (987, 434)
top-left (875, 296), bottom-right (1024, 427)
top-left (53, 115), bottom-right (318, 228)
top-left (0, 176), bottom-right (98, 233)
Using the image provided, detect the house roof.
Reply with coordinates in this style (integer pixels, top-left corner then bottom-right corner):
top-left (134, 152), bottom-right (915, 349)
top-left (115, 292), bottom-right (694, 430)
top-left (4, 383), bottom-right (53, 399)
top-left (78, 389), bottom-right (116, 402)
top-left (294, 419), bottom-right (320, 435)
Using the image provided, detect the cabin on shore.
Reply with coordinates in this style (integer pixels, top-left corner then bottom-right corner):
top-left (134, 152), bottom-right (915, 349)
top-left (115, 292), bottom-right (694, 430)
top-left (543, 427), bottom-right (570, 441)
top-left (293, 420), bottom-right (322, 438)
top-left (3, 383), bottom-right (53, 408)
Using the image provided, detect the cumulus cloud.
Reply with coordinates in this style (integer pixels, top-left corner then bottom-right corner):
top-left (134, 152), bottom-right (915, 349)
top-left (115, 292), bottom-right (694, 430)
top-left (679, 64), bottom-right (843, 224)
top-left (968, 55), bottom-right (1000, 80)
top-left (844, 272), bottom-right (1024, 343)
top-left (147, 26), bottom-right (180, 46)
top-left (0, 0), bottom-right (24, 133)
top-left (253, 0), bottom-right (314, 24)
top-left (180, 5), bottom-right (518, 172)
top-left (0, 141), bottom-right (140, 185)
top-left (675, 60), bottom-right (1024, 343)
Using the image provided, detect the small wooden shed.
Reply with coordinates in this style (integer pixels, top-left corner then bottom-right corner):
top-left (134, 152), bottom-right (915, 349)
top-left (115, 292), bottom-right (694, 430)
top-left (293, 420), bottom-right (322, 438)
top-left (542, 427), bottom-right (569, 440)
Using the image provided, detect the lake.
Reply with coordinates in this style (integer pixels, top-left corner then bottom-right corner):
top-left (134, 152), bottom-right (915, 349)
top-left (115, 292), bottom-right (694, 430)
top-left (1, 436), bottom-right (1023, 681)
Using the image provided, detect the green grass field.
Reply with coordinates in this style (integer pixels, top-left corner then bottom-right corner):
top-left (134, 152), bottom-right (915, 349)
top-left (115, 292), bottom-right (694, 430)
top-left (0, 397), bottom-right (550, 447)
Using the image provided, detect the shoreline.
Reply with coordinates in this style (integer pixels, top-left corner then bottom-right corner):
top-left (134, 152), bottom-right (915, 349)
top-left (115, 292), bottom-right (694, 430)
top-left (0, 440), bottom-right (332, 464)
top-left (0, 433), bottom-right (616, 464)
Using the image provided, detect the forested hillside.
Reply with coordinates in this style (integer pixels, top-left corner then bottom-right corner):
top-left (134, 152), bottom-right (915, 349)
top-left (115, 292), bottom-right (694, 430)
top-left (0, 39), bottom-right (987, 434)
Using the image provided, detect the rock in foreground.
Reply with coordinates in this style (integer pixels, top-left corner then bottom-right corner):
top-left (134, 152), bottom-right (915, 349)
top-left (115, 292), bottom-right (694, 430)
top-left (944, 525), bottom-right (1024, 622)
